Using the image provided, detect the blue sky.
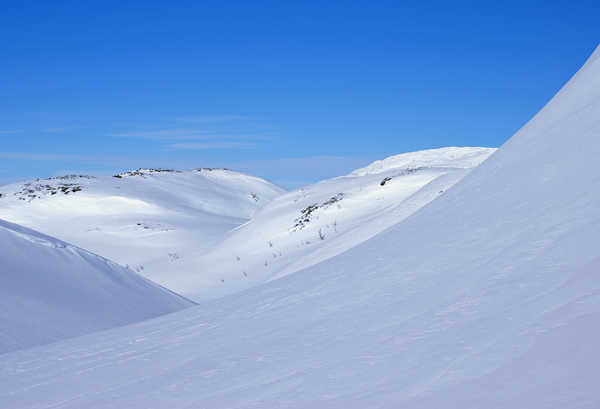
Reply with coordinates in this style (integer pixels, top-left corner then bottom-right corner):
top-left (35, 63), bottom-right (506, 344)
top-left (1, 1), bottom-right (598, 188)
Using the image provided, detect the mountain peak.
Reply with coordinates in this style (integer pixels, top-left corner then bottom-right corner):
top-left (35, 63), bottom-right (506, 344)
top-left (350, 146), bottom-right (496, 176)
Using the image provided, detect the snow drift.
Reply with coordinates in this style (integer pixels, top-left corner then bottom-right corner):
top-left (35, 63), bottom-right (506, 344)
top-left (0, 218), bottom-right (193, 354)
top-left (0, 45), bottom-right (599, 408)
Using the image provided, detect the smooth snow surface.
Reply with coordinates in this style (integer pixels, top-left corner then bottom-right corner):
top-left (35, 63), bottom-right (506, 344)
top-left (1, 45), bottom-right (599, 408)
top-left (185, 147), bottom-right (494, 300)
top-left (0, 150), bottom-right (493, 300)
top-left (0, 168), bottom-right (285, 290)
top-left (350, 146), bottom-right (495, 176)
top-left (0, 219), bottom-right (193, 355)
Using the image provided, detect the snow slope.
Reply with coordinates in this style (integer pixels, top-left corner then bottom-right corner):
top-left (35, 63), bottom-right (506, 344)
top-left (1, 45), bottom-right (599, 408)
top-left (0, 218), bottom-right (193, 355)
top-left (182, 147), bottom-right (495, 300)
top-left (0, 168), bottom-right (285, 289)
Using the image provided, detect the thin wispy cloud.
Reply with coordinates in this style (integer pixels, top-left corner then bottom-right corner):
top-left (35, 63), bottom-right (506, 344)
top-left (106, 114), bottom-right (274, 152)
top-left (1, 127), bottom-right (82, 135)
top-left (0, 151), bottom-right (157, 168)
top-left (109, 126), bottom-right (275, 146)
top-left (41, 126), bottom-right (83, 133)
top-left (168, 142), bottom-right (254, 150)
top-left (230, 156), bottom-right (373, 177)
top-left (175, 115), bottom-right (255, 123)
top-left (0, 152), bottom-right (87, 161)
top-left (108, 129), bottom-right (212, 140)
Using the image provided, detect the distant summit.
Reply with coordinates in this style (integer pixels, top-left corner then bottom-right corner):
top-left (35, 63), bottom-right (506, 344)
top-left (181, 146), bottom-right (496, 300)
top-left (0, 168), bottom-right (285, 289)
top-left (351, 146), bottom-right (496, 176)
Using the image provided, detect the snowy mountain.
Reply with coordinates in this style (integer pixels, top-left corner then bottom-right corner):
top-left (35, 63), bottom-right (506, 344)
top-left (0, 150), bottom-right (493, 300)
top-left (0, 218), bottom-right (193, 355)
top-left (1, 45), bottom-right (598, 409)
top-left (181, 147), bottom-right (495, 300)
top-left (0, 168), bottom-right (285, 289)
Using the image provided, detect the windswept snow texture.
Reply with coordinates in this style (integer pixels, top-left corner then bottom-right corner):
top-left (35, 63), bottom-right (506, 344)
top-left (184, 147), bottom-right (495, 300)
top-left (0, 168), bottom-right (285, 289)
top-left (0, 219), bottom-right (193, 354)
top-left (1, 45), bottom-right (600, 408)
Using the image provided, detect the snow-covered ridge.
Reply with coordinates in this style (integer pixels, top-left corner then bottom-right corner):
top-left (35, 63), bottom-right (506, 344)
top-left (0, 168), bottom-right (282, 212)
top-left (112, 167), bottom-right (237, 178)
top-left (0, 152), bottom-right (495, 300)
top-left (0, 218), bottom-right (193, 355)
top-left (0, 168), bottom-right (285, 289)
top-left (177, 147), bottom-right (496, 300)
top-left (113, 168), bottom-right (182, 178)
top-left (0, 174), bottom-right (94, 202)
top-left (350, 146), bottom-right (496, 176)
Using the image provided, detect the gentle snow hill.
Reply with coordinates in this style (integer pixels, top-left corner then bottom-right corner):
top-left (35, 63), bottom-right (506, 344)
top-left (180, 147), bottom-right (495, 300)
top-left (0, 168), bottom-right (284, 289)
top-left (1, 45), bottom-right (599, 409)
top-left (350, 146), bottom-right (495, 176)
top-left (0, 218), bottom-right (193, 355)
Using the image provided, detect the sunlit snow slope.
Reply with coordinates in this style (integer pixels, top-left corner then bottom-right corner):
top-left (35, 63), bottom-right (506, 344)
top-left (1, 45), bottom-right (599, 408)
top-left (0, 219), bottom-right (193, 355)
top-left (0, 168), bottom-right (284, 289)
top-left (183, 147), bottom-right (494, 300)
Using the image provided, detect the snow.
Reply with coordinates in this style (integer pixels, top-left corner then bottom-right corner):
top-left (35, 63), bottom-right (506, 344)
top-left (350, 146), bottom-right (495, 176)
top-left (0, 218), bottom-right (193, 355)
top-left (0, 151), bottom-right (493, 300)
top-left (181, 147), bottom-right (495, 300)
top-left (0, 168), bottom-right (285, 289)
top-left (0, 44), bottom-right (598, 408)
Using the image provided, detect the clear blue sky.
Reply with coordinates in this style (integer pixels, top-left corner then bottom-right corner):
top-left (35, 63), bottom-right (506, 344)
top-left (1, 1), bottom-right (598, 188)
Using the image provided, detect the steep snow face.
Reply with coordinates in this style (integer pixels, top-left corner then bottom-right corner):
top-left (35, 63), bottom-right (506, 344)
top-left (179, 147), bottom-right (495, 300)
top-left (1, 46), bottom-right (598, 409)
top-left (0, 168), bottom-right (285, 288)
top-left (0, 219), bottom-right (193, 355)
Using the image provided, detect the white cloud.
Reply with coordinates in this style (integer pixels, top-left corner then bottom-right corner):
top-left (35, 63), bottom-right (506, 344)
top-left (174, 115), bottom-right (254, 123)
top-left (108, 129), bottom-right (212, 139)
top-left (231, 156), bottom-right (373, 176)
top-left (168, 142), bottom-right (254, 150)
top-left (0, 152), bottom-right (84, 161)
top-left (41, 126), bottom-right (83, 133)
top-left (0, 151), bottom-right (155, 168)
